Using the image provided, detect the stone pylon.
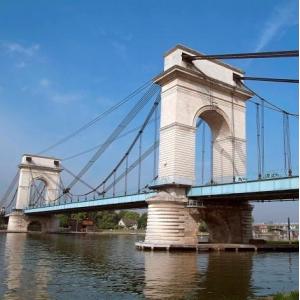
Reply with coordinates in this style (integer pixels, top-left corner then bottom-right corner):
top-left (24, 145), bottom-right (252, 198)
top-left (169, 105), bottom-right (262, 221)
top-left (140, 45), bottom-right (253, 248)
top-left (7, 154), bottom-right (62, 232)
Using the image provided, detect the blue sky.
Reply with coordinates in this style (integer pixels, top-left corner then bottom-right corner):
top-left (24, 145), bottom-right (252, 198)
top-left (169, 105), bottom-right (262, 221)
top-left (0, 0), bottom-right (298, 222)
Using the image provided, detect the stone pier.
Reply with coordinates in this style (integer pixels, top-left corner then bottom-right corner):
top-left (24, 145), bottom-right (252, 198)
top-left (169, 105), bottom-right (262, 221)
top-left (189, 202), bottom-right (253, 244)
top-left (7, 210), bottom-right (59, 233)
top-left (145, 189), bottom-right (198, 246)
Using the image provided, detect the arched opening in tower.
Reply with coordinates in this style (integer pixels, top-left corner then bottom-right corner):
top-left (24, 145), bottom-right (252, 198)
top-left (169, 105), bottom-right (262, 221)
top-left (29, 178), bottom-right (47, 208)
top-left (27, 221), bottom-right (42, 232)
top-left (195, 107), bottom-right (233, 185)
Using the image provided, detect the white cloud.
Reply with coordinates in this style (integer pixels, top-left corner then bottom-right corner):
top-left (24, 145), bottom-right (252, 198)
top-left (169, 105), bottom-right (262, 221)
top-left (15, 61), bottom-right (27, 68)
top-left (51, 92), bottom-right (83, 104)
top-left (1, 41), bottom-right (40, 56)
top-left (255, 1), bottom-right (298, 52)
top-left (23, 78), bottom-right (85, 105)
top-left (39, 78), bottom-right (51, 88)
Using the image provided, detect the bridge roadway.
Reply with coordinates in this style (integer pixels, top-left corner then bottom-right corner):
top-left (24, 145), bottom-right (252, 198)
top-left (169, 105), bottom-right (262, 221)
top-left (24, 176), bottom-right (299, 215)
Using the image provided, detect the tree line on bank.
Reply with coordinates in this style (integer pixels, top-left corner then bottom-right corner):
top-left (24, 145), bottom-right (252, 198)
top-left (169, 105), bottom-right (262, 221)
top-left (0, 210), bottom-right (207, 232)
top-left (58, 210), bottom-right (148, 230)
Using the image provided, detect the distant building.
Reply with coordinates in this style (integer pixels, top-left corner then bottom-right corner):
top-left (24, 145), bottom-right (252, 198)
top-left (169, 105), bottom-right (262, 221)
top-left (69, 219), bottom-right (95, 232)
top-left (253, 224), bottom-right (268, 234)
top-left (252, 223), bottom-right (299, 241)
top-left (118, 218), bottom-right (138, 230)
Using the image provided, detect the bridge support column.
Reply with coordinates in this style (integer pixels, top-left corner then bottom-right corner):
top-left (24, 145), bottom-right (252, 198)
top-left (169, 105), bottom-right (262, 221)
top-left (190, 202), bottom-right (253, 243)
top-left (137, 44), bottom-right (253, 250)
top-left (144, 188), bottom-right (198, 247)
top-left (6, 154), bottom-right (62, 233)
top-left (7, 210), bottom-right (59, 233)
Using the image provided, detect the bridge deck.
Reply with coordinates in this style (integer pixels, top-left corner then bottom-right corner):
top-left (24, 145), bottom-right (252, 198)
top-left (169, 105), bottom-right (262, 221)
top-left (24, 176), bottom-right (298, 215)
top-left (188, 176), bottom-right (299, 201)
top-left (24, 193), bottom-right (154, 215)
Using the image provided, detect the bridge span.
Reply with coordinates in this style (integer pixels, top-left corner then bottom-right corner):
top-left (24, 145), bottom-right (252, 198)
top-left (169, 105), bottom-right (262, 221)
top-left (2, 45), bottom-right (299, 247)
top-left (23, 176), bottom-right (298, 215)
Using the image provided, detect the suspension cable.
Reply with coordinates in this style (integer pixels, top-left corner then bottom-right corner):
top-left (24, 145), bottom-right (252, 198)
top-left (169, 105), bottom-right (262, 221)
top-left (261, 98), bottom-right (265, 176)
top-left (28, 170), bottom-right (48, 207)
top-left (182, 50), bottom-right (299, 61)
top-left (102, 181), bottom-right (106, 198)
top-left (283, 112), bottom-right (287, 175)
top-left (38, 80), bottom-right (153, 154)
top-left (241, 82), bottom-right (299, 117)
top-left (113, 170), bottom-right (116, 197)
top-left (283, 112), bottom-right (293, 176)
top-left (101, 114), bottom-right (204, 196)
top-left (187, 55), bottom-right (298, 119)
top-left (28, 167), bottom-right (67, 207)
top-left (153, 104), bottom-right (158, 179)
top-left (66, 85), bottom-right (159, 190)
top-left (33, 108), bottom-right (209, 202)
top-left (138, 134), bottom-right (142, 193)
top-left (98, 94), bottom-right (160, 196)
top-left (238, 76), bottom-right (298, 84)
top-left (124, 154), bottom-right (129, 195)
top-left (0, 171), bottom-right (19, 206)
top-left (286, 114), bottom-right (292, 176)
top-left (231, 93), bottom-right (236, 181)
top-left (99, 141), bottom-right (159, 196)
top-left (4, 187), bottom-right (18, 212)
top-left (62, 165), bottom-right (97, 192)
top-left (210, 136), bottom-right (214, 184)
top-left (62, 119), bottom-right (157, 161)
top-left (201, 122), bottom-right (205, 185)
top-left (256, 103), bottom-right (262, 179)
top-left (29, 181), bottom-right (45, 207)
top-left (70, 93), bottom-right (161, 196)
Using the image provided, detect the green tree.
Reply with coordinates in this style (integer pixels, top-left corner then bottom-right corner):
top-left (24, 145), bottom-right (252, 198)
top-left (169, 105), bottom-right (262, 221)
top-left (199, 221), bottom-right (208, 233)
top-left (0, 215), bottom-right (6, 229)
top-left (58, 214), bottom-right (69, 227)
top-left (138, 213), bottom-right (147, 229)
top-left (71, 212), bottom-right (88, 222)
top-left (119, 210), bottom-right (140, 222)
top-left (96, 211), bottom-right (119, 229)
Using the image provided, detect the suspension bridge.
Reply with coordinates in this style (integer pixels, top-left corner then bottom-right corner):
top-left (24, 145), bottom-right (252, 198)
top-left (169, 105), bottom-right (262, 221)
top-left (1, 45), bottom-right (298, 248)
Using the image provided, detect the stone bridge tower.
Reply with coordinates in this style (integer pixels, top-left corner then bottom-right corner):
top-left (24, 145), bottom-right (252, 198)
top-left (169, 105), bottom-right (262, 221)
top-left (144, 45), bottom-right (253, 247)
top-left (7, 154), bottom-right (62, 232)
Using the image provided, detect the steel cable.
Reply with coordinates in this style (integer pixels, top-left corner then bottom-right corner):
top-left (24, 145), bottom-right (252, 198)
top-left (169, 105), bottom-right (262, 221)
top-left (38, 80), bottom-right (153, 154)
top-left (66, 84), bottom-right (159, 190)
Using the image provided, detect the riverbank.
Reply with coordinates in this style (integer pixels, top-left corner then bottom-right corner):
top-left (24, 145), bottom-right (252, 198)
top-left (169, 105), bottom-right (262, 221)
top-left (1, 229), bottom-right (298, 252)
top-left (76, 229), bottom-right (146, 235)
top-left (0, 229), bottom-right (146, 235)
top-left (259, 290), bottom-right (298, 300)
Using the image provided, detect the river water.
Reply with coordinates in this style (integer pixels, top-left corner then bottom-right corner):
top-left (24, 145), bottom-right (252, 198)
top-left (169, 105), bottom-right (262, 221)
top-left (0, 233), bottom-right (298, 300)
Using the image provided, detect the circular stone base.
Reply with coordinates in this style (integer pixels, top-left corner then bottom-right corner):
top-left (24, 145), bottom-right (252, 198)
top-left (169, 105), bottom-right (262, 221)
top-left (135, 241), bottom-right (197, 251)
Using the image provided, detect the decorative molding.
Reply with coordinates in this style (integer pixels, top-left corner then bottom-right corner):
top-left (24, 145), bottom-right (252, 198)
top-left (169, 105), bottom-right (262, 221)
top-left (154, 65), bottom-right (253, 100)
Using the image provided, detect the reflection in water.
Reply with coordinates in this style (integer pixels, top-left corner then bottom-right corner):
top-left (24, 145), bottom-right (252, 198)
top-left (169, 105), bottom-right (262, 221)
top-left (0, 234), bottom-right (298, 300)
top-left (2, 233), bottom-right (51, 300)
top-left (144, 251), bottom-right (253, 300)
top-left (34, 258), bottom-right (52, 299)
top-left (3, 234), bottom-right (25, 300)
top-left (202, 252), bottom-right (253, 300)
top-left (251, 252), bottom-right (299, 297)
top-left (144, 252), bottom-right (200, 299)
